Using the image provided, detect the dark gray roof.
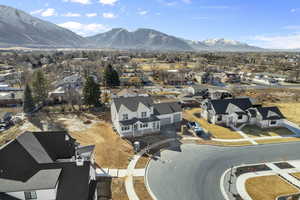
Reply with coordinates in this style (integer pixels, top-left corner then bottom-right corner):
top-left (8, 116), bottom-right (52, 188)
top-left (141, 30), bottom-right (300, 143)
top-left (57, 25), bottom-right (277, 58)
top-left (0, 131), bottom-right (93, 200)
top-left (210, 98), bottom-right (253, 114)
top-left (153, 102), bottom-right (182, 115)
top-left (0, 169), bottom-right (61, 192)
top-left (120, 115), bottom-right (160, 126)
top-left (256, 107), bottom-right (285, 120)
top-left (113, 96), bottom-right (154, 112)
top-left (16, 132), bottom-right (53, 164)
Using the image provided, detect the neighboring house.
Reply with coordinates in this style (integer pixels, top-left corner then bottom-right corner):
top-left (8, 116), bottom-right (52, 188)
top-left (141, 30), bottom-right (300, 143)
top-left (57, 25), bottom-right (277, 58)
top-left (201, 98), bottom-right (285, 128)
top-left (0, 91), bottom-right (23, 107)
top-left (111, 96), bottom-right (182, 138)
top-left (56, 74), bottom-right (83, 89)
top-left (0, 131), bottom-right (97, 200)
top-left (221, 72), bottom-right (241, 83)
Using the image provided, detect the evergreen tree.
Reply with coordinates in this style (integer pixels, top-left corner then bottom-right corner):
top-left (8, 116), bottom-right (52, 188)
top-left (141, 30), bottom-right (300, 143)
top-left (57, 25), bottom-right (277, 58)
top-left (32, 70), bottom-right (49, 104)
top-left (83, 76), bottom-right (101, 107)
top-left (104, 64), bottom-right (120, 87)
top-left (23, 84), bottom-right (35, 114)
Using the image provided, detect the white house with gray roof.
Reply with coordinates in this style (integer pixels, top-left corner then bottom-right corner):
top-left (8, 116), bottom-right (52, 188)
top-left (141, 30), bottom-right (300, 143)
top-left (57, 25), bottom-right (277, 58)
top-left (111, 96), bottom-right (182, 138)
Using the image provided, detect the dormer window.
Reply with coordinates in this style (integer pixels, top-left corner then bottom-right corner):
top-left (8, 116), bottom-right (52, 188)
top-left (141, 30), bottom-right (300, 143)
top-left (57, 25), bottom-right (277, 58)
top-left (24, 191), bottom-right (37, 200)
top-left (141, 112), bottom-right (147, 118)
top-left (123, 114), bottom-right (128, 120)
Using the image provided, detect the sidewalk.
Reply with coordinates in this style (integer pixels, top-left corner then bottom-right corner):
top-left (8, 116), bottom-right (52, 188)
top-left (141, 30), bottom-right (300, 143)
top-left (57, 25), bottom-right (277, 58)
top-left (96, 168), bottom-right (145, 178)
top-left (222, 161), bottom-right (300, 200)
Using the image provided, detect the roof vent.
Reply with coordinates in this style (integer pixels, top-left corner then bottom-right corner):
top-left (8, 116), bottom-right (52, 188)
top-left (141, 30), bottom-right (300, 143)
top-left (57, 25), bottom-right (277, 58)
top-left (65, 135), bottom-right (70, 141)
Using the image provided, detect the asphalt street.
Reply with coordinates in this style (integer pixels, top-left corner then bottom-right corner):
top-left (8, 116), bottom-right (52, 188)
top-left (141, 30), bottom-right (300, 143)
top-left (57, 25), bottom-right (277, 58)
top-left (146, 143), bottom-right (300, 200)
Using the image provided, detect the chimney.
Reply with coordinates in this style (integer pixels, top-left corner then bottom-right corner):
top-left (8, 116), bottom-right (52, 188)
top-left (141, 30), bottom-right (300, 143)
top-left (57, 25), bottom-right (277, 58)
top-left (76, 155), bottom-right (84, 166)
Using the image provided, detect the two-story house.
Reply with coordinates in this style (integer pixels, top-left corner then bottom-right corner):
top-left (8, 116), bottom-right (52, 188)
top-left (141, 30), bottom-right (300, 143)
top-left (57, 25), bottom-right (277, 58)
top-left (0, 131), bottom-right (97, 200)
top-left (111, 96), bottom-right (182, 138)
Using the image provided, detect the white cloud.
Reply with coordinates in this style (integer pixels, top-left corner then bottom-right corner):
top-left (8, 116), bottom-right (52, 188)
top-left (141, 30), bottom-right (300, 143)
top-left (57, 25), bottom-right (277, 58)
top-left (291, 8), bottom-right (298, 13)
top-left (283, 25), bottom-right (300, 30)
top-left (58, 21), bottom-right (109, 36)
top-left (63, 0), bottom-right (91, 5)
top-left (251, 34), bottom-right (300, 49)
top-left (30, 9), bottom-right (44, 15)
top-left (102, 12), bottom-right (117, 18)
top-left (86, 13), bottom-right (97, 17)
top-left (138, 10), bottom-right (148, 16)
top-left (99, 0), bottom-right (118, 6)
top-left (41, 8), bottom-right (57, 17)
top-left (62, 12), bottom-right (81, 17)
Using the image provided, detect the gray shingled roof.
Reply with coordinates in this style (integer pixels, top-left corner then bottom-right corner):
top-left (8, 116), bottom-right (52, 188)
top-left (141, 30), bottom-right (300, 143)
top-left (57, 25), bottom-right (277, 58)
top-left (0, 169), bottom-right (61, 193)
top-left (210, 98), bottom-right (253, 114)
top-left (16, 132), bottom-right (53, 164)
top-left (256, 107), bottom-right (285, 120)
top-left (113, 96), bottom-right (154, 112)
top-left (153, 102), bottom-right (182, 115)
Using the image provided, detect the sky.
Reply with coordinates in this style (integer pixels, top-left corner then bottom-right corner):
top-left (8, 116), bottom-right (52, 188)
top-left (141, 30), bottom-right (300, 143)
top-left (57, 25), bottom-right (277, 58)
top-left (1, 0), bottom-right (300, 49)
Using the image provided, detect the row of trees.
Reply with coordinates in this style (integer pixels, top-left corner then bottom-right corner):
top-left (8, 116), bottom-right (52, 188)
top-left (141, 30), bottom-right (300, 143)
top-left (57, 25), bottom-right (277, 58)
top-left (23, 64), bottom-right (120, 113)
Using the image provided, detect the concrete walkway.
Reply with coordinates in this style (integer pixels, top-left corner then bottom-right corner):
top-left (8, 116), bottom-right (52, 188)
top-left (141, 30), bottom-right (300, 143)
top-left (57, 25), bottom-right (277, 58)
top-left (96, 168), bottom-right (145, 178)
top-left (234, 161), bottom-right (300, 200)
top-left (125, 138), bottom-right (177, 200)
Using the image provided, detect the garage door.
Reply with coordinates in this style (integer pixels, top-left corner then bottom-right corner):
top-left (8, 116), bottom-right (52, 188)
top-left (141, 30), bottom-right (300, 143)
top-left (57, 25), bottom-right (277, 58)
top-left (173, 114), bottom-right (181, 123)
top-left (160, 118), bottom-right (171, 126)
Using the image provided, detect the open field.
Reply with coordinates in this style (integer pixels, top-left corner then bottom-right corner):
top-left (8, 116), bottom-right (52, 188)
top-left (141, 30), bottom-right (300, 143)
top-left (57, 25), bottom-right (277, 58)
top-left (256, 137), bottom-right (300, 144)
top-left (183, 108), bottom-right (243, 139)
top-left (133, 177), bottom-right (153, 200)
top-left (265, 102), bottom-right (300, 125)
top-left (242, 125), bottom-right (294, 138)
top-left (245, 175), bottom-right (299, 200)
top-left (69, 121), bottom-right (133, 168)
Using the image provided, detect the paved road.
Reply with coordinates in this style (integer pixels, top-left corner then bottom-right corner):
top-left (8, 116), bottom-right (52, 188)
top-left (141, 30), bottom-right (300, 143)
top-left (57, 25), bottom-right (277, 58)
top-left (146, 143), bottom-right (300, 200)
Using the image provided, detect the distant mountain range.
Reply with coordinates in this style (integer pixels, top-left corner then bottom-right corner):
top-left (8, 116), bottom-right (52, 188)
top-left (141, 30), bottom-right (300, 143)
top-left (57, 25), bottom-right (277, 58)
top-left (0, 5), bottom-right (89, 48)
top-left (0, 5), bottom-right (297, 52)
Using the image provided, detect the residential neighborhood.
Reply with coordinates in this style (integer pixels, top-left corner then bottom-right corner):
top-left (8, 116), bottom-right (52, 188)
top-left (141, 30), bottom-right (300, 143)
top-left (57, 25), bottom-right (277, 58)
top-left (1, 1), bottom-right (300, 200)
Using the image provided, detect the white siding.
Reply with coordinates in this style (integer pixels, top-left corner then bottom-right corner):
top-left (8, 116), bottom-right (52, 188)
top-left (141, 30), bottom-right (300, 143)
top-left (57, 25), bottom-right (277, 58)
top-left (7, 187), bottom-right (57, 200)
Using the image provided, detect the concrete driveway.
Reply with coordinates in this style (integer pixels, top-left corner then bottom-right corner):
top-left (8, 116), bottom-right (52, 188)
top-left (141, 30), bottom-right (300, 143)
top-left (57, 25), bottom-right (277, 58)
top-left (146, 143), bottom-right (300, 200)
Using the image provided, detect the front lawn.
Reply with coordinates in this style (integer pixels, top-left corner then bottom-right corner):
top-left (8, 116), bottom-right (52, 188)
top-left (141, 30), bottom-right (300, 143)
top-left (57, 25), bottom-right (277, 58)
top-left (183, 108), bottom-right (243, 139)
top-left (245, 175), bottom-right (299, 200)
top-left (242, 125), bottom-right (294, 138)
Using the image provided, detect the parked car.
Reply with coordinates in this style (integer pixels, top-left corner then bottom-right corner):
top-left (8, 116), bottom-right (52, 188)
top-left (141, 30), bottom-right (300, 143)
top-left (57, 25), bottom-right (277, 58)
top-left (187, 121), bottom-right (204, 136)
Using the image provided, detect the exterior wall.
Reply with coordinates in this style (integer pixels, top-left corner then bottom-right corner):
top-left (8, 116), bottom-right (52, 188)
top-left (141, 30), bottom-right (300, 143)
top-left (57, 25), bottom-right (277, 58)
top-left (7, 188), bottom-right (57, 200)
top-left (157, 112), bottom-right (182, 125)
top-left (257, 119), bottom-right (284, 128)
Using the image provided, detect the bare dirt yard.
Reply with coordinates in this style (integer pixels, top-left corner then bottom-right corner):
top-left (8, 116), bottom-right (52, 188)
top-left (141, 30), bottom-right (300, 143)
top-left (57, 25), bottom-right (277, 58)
top-left (245, 175), bottom-right (299, 200)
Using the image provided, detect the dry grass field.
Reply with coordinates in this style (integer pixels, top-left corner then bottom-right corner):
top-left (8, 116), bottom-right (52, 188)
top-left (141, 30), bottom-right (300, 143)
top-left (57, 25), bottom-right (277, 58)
top-left (140, 62), bottom-right (195, 71)
top-left (183, 108), bottom-right (243, 139)
top-left (291, 172), bottom-right (300, 180)
top-left (111, 178), bottom-right (129, 200)
top-left (134, 177), bottom-right (153, 200)
top-left (242, 125), bottom-right (294, 138)
top-left (245, 175), bottom-right (299, 200)
top-left (70, 121), bottom-right (133, 168)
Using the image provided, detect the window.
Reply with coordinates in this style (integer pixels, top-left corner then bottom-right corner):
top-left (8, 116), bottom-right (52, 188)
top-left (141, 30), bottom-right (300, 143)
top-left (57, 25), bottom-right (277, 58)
top-left (141, 112), bottom-right (147, 118)
top-left (24, 191), bottom-right (37, 200)
top-left (217, 115), bottom-right (222, 121)
top-left (238, 115), bottom-right (243, 120)
top-left (123, 114), bottom-right (128, 120)
top-left (140, 123), bottom-right (148, 128)
top-left (270, 121), bottom-right (277, 125)
top-left (121, 126), bottom-right (130, 131)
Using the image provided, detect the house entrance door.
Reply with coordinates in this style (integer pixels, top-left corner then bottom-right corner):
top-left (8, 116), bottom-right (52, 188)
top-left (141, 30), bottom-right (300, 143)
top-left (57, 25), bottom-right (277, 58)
top-left (134, 124), bottom-right (138, 131)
